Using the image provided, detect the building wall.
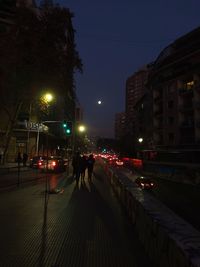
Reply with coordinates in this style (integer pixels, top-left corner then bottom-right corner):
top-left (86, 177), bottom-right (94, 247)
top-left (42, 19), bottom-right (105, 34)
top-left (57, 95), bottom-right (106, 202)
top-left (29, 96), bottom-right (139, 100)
top-left (149, 27), bottom-right (200, 149)
top-left (124, 66), bottom-right (150, 155)
top-left (115, 112), bottom-right (126, 140)
top-left (125, 67), bottom-right (149, 129)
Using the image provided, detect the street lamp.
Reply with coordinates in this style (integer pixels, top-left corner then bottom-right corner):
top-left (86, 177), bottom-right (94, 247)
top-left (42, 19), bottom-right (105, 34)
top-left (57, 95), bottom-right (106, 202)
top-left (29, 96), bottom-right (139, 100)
top-left (78, 125), bottom-right (86, 133)
top-left (41, 92), bottom-right (54, 104)
top-left (36, 93), bottom-right (54, 155)
top-left (72, 124), bottom-right (86, 153)
top-left (138, 137), bottom-right (143, 143)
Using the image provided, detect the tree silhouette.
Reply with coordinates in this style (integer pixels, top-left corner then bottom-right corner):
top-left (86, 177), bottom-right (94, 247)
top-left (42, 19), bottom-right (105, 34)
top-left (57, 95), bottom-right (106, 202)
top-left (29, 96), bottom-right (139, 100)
top-left (0, 2), bottom-right (82, 162)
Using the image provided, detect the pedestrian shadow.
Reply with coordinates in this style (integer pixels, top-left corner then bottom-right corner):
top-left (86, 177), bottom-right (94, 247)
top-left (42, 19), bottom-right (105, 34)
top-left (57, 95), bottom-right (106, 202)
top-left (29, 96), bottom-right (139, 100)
top-left (53, 178), bottom-right (130, 266)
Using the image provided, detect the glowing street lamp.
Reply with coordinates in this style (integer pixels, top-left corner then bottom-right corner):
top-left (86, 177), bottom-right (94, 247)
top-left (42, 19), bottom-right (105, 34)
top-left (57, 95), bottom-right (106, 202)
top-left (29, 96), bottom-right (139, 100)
top-left (41, 92), bottom-right (54, 105)
top-left (78, 125), bottom-right (86, 133)
top-left (44, 93), bottom-right (53, 103)
top-left (138, 137), bottom-right (143, 143)
top-left (36, 92), bottom-right (54, 155)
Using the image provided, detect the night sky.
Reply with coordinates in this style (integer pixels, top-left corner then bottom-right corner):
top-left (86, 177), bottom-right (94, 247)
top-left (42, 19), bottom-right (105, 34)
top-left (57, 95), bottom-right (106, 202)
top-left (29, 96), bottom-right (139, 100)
top-left (56, 0), bottom-right (200, 138)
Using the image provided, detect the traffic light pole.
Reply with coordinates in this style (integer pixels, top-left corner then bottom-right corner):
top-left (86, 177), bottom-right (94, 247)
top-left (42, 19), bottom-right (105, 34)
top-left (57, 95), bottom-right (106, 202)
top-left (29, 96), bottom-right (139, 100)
top-left (36, 120), bottom-right (62, 156)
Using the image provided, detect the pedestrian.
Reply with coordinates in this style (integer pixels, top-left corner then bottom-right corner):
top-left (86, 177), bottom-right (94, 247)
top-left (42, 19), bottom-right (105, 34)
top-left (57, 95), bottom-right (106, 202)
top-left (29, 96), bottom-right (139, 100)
top-left (72, 152), bottom-right (82, 186)
top-left (0, 147), bottom-right (3, 165)
top-left (22, 153), bottom-right (28, 167)
top-left (17, 152), bottom-right (22, 166)
top-left (80, 155), bottom-right (88, 182)
top-left (87, 154), bottom-right (95, 182)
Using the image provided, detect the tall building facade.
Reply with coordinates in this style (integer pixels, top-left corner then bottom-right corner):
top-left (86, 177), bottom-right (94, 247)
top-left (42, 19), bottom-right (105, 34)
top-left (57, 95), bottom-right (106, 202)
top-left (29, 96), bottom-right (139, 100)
top-left (148, 27), bottom-right (200, 149)
top-left (114, 112), bottom-right (126, 140)
top-left (125, 66), bottom-right (150, 154)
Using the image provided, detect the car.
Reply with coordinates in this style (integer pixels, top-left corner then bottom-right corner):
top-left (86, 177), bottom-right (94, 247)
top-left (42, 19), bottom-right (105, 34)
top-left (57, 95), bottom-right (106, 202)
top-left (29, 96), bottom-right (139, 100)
top-left (135, 176), bottom-right (155, 189)
top-left (29, 156), bottom-right (47, 168)
top-left (39, 156), bottom-right (68, 173)
top-left (115, 159), bottom-right (124, 166)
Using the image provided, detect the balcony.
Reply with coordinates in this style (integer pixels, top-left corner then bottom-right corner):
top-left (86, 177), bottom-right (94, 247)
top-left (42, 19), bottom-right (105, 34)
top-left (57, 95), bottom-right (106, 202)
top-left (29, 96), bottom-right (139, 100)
top-left (179, 104), bottom-right (193, 113)
top-left (196, 120), bottom-right (200, 128)
top-left (195, 83), bottom-right (200, 93)
top-left (194, 101), bottom-right (200, 110)
top-left (154, 109), bottom-right (163, 116)
top-left (180, 120), bottom-right (194, 128)
top-left (154, 96), bottom-right (163, 104)
top-left (178, 88), bottom-right (193, 96)
top-left (154, 122), bottom-right (163, 131)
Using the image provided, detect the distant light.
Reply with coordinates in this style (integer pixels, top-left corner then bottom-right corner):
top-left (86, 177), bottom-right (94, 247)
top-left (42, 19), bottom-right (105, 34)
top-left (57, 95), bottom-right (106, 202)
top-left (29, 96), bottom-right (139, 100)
top-left (97, 100), bottom-right (102, 105)
top-left (138, 138), bottom-right (143, 143)
top-left (79, 125), bottom-right (86, 132)
top-left (44, 93), bottom-right (53, 103)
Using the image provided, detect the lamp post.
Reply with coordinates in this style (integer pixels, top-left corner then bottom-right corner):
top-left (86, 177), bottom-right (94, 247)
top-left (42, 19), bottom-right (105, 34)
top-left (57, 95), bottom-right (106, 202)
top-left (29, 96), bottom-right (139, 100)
top-left (78, 125), bottom-right (86, 133)
top-left (36, 120), bottom-right (61, 156)
top-left (35, 92), bottom-right (54, 156)
top-left (137, 137), bottom-right (143, 158)
top-left (72, 124), bottom-right (86, 153)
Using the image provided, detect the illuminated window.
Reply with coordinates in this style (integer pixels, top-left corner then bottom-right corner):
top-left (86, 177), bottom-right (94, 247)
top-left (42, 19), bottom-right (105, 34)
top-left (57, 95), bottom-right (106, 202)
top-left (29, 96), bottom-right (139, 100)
top-left (185, 80), bottom-right (194, 90)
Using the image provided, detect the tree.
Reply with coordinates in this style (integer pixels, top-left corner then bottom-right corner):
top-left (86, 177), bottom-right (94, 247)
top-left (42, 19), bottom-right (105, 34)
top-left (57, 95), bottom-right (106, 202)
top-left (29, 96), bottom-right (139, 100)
top-left (0, 3), bottom-right (41, 162)
top-left (0, 2), bottom-right (82, 163)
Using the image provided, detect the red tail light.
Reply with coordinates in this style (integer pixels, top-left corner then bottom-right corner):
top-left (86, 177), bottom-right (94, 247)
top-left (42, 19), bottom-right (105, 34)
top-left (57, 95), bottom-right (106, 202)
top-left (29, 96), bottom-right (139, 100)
top-left (38, 161), bottom-right (42, 166)
top-left (52, 161), bottom-right (56, 166)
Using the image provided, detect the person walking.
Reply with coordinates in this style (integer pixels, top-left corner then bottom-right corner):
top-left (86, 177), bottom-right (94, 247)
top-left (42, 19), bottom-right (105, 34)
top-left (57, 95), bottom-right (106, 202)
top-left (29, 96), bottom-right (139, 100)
top-left (72, 152), bottom-right (82, 186)
top-left (22, 153), bottom-right (28, 167)
top-left (0, 147), bottom-right (3, 165)
top-left (87, 154), bottom-right (95, 182)
top-left (17, 152), bottom-right (22, 166)
top-left (80, 155), bottom-right (88, 182)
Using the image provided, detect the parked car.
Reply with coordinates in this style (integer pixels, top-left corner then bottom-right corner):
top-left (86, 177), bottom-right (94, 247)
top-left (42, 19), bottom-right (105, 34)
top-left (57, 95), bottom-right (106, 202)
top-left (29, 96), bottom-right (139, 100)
top-left (135, 176), bottom-right (155, 189)
top-left (29, 156), bottom-right (47, 168)
top-left (39, 156), bottom-right (68, 172)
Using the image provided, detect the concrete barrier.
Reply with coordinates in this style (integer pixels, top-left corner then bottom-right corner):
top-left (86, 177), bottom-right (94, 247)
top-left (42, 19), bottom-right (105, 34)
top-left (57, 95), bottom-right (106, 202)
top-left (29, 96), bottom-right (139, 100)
top-left (102, 162), bottom-right (200, 267)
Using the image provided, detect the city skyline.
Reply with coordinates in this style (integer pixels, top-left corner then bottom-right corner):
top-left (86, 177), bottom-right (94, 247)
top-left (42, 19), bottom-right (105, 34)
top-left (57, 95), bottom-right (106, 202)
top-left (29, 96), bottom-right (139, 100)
top-left (49, 1), bottom-right (200, 138)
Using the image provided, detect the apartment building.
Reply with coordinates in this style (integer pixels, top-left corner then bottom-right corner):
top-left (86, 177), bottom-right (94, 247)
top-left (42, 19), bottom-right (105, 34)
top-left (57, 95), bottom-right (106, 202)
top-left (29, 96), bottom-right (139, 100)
top-left (124, 66), bottom-right (150, 154)
top-left (114, 112), bottom-right (126, 140)
top-left (148, 27), bottom-right (200, 149)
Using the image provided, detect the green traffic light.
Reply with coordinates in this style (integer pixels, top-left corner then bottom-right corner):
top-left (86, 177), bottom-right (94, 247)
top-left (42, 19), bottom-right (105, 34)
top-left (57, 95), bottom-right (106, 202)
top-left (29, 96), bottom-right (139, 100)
top-left (66, 129), bottom-right (71, 134)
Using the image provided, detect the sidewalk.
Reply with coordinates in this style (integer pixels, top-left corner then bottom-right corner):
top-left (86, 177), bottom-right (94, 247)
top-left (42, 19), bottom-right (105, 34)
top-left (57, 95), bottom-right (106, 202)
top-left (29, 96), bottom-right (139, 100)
top-left (0, 162), bottom-right (29, 174)
top-left (0, 163), bottom-right (153, 267)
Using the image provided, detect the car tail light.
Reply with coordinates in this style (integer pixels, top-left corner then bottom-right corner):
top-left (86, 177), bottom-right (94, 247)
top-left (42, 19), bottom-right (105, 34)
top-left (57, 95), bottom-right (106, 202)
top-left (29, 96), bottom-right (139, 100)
top-left (52, 161), bottom-right (56, 166)
top-left (116, 160), bottom-right (124, 166)
top-left (38, 161), bottom-right (42, 166)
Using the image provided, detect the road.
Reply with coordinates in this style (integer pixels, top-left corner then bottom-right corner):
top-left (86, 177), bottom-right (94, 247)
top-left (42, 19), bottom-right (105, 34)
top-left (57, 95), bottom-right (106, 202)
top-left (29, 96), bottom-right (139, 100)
top-left (0, 163), bottom-right (153, 267)
top-left (149, 177), bottom-right (200, 231)
top-left (114, 164), bottom-right (200, 232)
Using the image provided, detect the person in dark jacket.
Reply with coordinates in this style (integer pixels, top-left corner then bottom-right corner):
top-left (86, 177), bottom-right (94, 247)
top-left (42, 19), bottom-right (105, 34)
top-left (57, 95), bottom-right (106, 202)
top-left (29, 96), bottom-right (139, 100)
top-left (17, 152), bottom-right (22, 166)
top-left (72, 152), bottom-right (82, 185)
top-left (87, 154), bottom-right (95, 182)
top-left (80, 155), bottom-right (88, 182)
top-left (23, 153), bottom-right (28, 166)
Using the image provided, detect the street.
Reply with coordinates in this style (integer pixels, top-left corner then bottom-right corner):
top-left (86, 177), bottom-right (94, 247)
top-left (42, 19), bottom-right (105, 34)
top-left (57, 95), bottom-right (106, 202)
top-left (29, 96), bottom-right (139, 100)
top-left (115, 166), bottom-right (200, 232)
